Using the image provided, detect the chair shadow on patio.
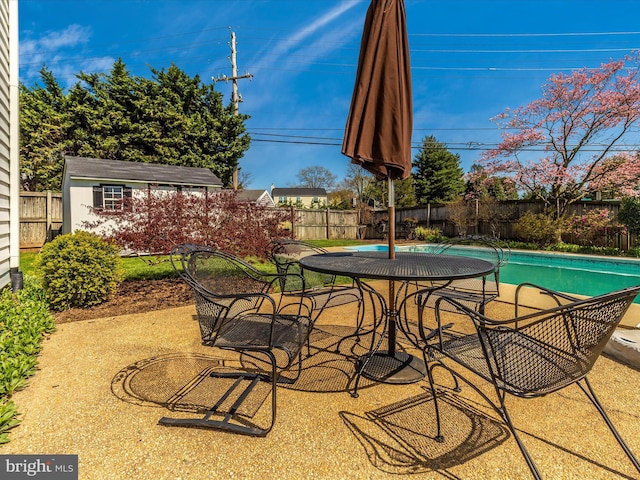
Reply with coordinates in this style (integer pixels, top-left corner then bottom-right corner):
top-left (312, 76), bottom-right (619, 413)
top-left (110, 324), bottom-right (382, 426)
top-left (279, 324), bottom-right (381, 393)
top-left (111, 353), bottom-right (272, 420)
top-left (340, 389), bottom-right (510, 476)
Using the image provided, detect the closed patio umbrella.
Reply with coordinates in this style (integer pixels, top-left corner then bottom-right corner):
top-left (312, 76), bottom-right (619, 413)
top-left (342, 0), bottom-right (418, 383)
top-left (342, 0), bottom-right (413, 261)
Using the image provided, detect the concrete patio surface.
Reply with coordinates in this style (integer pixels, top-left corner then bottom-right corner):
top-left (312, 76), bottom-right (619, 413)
top-left (3, 282), bottom-right (640, 480)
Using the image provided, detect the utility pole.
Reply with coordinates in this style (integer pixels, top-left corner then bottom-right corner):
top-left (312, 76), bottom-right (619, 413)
top-left (213, 29), bottom-right (253, 190)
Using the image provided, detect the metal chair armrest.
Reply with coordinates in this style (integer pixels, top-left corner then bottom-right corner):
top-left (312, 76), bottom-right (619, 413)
top-left (514, 282), bottom-right (581, 316)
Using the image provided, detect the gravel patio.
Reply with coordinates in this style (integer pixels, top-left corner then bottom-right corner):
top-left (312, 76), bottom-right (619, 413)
top-left (4, 282), bottom-right (640, 480)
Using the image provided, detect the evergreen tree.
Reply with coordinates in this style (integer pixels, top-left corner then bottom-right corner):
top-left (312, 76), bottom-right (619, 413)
top-left (20, 59), bottom-right (250, 190)
top-left (618, 197), bottom-right (640, 235)
top-left (362, 176), bottom-right (415, 208)
top-left (19, 67), bottom-right (70, 191)
top-left (412, 135), bottom-right (465, 204)
top-left (71, 60), bottom-right (141, 160)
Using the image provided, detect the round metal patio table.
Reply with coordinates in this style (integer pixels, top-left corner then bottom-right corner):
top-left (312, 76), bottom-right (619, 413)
top-left (299, 251), bottom-right (495, 391)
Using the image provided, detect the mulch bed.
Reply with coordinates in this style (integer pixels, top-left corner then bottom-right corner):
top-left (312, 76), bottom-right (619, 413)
top-left (53, 278), bottom-right (193, 323)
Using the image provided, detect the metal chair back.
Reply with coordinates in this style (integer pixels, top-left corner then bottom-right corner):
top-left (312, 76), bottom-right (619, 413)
top-left (455, 285), bottom-right (638, 396)
top-left (269, 239), bottom-right (334, 293)
top-left (269, 239), bottom-right (363, 323)
top-left (416, 236), bottom-right (510, 313)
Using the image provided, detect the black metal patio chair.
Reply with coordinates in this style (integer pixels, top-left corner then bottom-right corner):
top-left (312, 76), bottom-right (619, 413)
top-left (419, 282), bottom-right (640, 479)
top-left (415, 235), bottom-right (510, 314)
top-left (160, 244), bottom-right (313, 436)
top-left (269, 239), bottom-right (364, 328)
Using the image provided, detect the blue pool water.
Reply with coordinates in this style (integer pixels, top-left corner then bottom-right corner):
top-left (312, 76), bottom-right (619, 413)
top-left (347, 244), bottom-right (640, 302)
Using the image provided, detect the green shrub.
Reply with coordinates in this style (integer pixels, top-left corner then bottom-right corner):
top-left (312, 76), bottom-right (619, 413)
top-left (618, 197), bottom-right (640, 236)
top-left (504, 240), bottom-right (539, 250)
top-left (415, 226), bottom-right (447, 242)
top-left (546, 242), bottom-right (621, 256)
top-left (514, 212), bottom-right (561, 247)
top-left (0, 400), bottom-right (20, 444)
top-left (0, 276), bottom-right (55, 443)
top-left (627, 247), bottom-right (640, 257)
top-left (547, 242), bottom-right (582, 254)
top-left (35, 231), bottom-right (123, 310)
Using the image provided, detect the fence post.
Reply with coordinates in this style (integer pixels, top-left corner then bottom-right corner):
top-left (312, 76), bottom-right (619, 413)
top-left (326, 208), bottom-right (330, 240)
top-left (626, 230), bottom-right (630, 252)
top-left (290, 206), bottom-right (296, 239)
top-left (427, 203), bottom-right (431, 227)
top-left (46, 190), bottom-right (53, 241)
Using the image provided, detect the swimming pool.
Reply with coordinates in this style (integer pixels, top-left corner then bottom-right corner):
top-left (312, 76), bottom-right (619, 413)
top-left (347, 244), bottom-right (640, 302)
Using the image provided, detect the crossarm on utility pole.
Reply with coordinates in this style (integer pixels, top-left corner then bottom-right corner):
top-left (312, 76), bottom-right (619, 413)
top-left (212, 30), bottom-right (253, 190)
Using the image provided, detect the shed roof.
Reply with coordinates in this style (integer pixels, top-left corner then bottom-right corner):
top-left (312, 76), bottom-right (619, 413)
top-left (64, 156), bottom-right (222, 187)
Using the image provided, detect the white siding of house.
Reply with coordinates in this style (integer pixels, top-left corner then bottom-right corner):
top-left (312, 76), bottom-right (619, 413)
top-left (0, 0), bottom-right (17, 289)
top-left (279, 195), bottom-right (327, 208)
top-left (256, 191), bottom-right (275, 207)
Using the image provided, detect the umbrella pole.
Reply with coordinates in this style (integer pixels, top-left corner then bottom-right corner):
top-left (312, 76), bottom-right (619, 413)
top-left (388, 178), bottom-right (395, 260)
top-left (388, 178), bottom-right (396, 356)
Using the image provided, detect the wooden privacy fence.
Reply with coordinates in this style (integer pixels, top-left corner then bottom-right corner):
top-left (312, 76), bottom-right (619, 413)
top-left (376, 200), bottom-right (636, 250)
top-left (286, 207), bottom-right (361, 240)
top-left (17, 198), bottom-right (363, 247)
top-left (18, 195), bottom-right (636, 250)
top-left (20, 191), bottom-right (62, 249)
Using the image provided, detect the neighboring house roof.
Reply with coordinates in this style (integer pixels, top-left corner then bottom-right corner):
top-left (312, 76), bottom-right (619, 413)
top-left (64, 156), bottom-right (222, 187)
top-left (234, 189), bottom-right (275, 206)
top-left (272, 187), bottom-right (327, 197)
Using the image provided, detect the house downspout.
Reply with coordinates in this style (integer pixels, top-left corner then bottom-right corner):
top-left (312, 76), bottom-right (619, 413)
top-left (9, 0), bottom-right (22, 291)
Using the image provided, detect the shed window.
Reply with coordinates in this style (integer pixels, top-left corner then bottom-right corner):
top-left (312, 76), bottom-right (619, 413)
top-left (182, 186), bottom-right (206, 193)
top-left (103, 186), bottom-right (123, 209)
top-left (93, 185), bottom-right (132, 210)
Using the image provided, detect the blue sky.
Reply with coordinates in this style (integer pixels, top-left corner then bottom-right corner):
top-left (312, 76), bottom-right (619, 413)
top-left (18, 0), bottom-right (640, 191)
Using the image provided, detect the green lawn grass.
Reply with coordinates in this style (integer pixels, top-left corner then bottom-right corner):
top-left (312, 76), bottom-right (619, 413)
top-left (19, 252), bottom-right (38, 277)
top-left (20, 251), bottom-right (179, 281)
top-left (19, 239), bottom-right (365, 282)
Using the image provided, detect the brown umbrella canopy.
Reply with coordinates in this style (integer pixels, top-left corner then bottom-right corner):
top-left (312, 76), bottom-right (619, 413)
top-left (342, 0), bottom-right (413, 181)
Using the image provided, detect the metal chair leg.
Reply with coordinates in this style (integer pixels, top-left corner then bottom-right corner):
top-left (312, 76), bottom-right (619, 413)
top-left (423, 351), bottom-right (444, 443)
top-left (578, 377), bottom-right (640, 473)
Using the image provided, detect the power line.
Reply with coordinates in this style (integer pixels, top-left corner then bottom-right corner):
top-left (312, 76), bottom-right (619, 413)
top-left (248, 133), bottom-right (640, 152)
top-left (19, 20), bottom-right (640, 164)
top-left (410, 31), bottom-right (640, 37)
top-left (249, 126), bottom-right (504, 131)
top-left (412, 47), bottom-right (640, 54)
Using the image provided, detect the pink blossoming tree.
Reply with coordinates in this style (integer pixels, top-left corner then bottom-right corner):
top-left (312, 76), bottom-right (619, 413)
top-left (478, 52), bottom-right (640, 221)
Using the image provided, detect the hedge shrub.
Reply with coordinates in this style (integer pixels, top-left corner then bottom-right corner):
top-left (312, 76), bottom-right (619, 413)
top-left (618, 197), bottom-right (640, 236)
top-left (415, 226), bottom-right (447, 243)
top-left (35, 231), bottom-right (123, 310)
top-left (514, 211), bottom-right (561, 247)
